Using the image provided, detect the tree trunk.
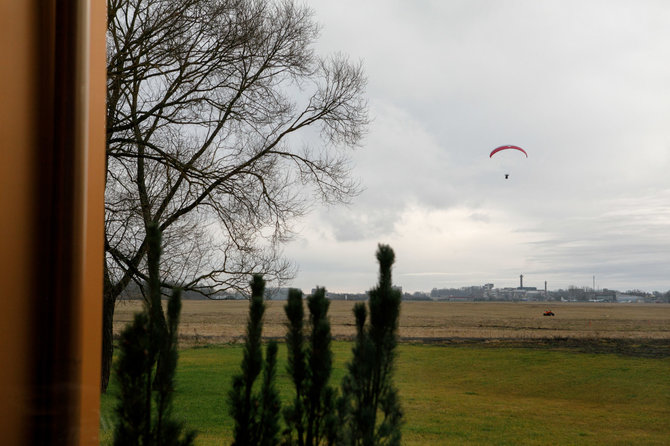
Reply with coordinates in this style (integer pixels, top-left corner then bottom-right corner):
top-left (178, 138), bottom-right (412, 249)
top-left (101, 256), bottom-right (138, 392)
top-left (101, 282), bottom-right (116, 393)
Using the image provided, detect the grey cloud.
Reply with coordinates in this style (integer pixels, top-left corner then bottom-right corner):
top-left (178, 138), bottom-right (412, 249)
top-left (469, 212), bottom-right (490, 223)
top-left (327, 207), bottom-right (401, 242)
top-left (283, 0), bottom-right (670, 292)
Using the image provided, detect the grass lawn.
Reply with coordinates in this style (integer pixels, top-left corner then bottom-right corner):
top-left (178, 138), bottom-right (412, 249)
top-left (100, 342), bottom-right (670, 445)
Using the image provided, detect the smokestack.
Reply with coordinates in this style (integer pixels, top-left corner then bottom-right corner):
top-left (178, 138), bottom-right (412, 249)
top-left (520, 274), bottom-right (523, 288)
top-left (545, 281), bottom-right (547, 296)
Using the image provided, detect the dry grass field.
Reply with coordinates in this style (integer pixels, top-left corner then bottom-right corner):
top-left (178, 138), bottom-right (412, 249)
top-left (113, 300), bottom-right (670, 346)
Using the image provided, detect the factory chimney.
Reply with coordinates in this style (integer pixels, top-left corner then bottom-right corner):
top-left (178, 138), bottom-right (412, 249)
top-left (520, 274), bottom-right (523, 289)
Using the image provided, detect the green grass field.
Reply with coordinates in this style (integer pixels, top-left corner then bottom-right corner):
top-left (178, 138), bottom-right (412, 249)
top-left (100, 341), bottom-right (670, 445)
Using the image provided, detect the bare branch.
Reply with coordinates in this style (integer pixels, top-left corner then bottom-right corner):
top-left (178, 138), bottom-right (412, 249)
top-left (105, 0), bottom-right (368, 302)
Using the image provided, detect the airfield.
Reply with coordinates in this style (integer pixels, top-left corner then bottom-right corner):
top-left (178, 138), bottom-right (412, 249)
top-left (104, 300), bottom-right (670, 444)
top-left (113, 300), bottom-right (670, 348)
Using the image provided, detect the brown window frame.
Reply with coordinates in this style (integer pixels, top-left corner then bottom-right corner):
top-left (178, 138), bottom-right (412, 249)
top-left (0, 1), bottom-right (106, 444)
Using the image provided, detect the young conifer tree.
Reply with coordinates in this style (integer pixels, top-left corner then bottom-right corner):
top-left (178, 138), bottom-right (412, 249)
top-left (283, 287), bottom-right (338, 446)
top-left (283, 288), bottom-right (307, 445)
top-left (258, 341), bottom-right (281, 446)
top-left (338, 244), bottom-right (403, 446)
top-left (113, 311), bottom-right (154, 445)
top-left (305, 287), bottom-right (337, 445)
top-left (229, 274), bottom-right (281, 446)
top-left (113, 222), bottom-right (196, 446)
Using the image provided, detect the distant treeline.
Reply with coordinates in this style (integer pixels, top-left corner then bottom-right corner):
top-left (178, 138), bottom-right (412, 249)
top-left (119, 281), bottom-right (670, 303)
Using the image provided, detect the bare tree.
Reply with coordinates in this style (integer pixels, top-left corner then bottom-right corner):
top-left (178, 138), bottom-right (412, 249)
top-left (103, 0), bottom-right (368, 391)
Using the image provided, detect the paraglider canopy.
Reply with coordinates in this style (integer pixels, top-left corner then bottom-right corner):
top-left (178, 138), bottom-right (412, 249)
top-left (490, 145), bottom-right (528, 158)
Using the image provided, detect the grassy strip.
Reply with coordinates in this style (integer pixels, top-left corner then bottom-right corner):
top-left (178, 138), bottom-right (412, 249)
top-left (101, 342), bottom-right (670, 445)
top-left (398, 337), bottom-right (670, 358)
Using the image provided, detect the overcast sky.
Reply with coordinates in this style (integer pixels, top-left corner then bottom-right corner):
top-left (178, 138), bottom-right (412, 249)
top-left (284, 0), bottom-right (670, 293)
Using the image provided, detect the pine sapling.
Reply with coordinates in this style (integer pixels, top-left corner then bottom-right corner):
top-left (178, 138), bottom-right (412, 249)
top-left (338, 244), bottom-right (403, 446)
top-left (306, 287), bottom-right (337, 446)
top-left (283, 288), bottom-right (307, 445)
top-left (113, 222), bottom-right (195, 446)
top-left (284, 287), bottom-right (338, 446)
top-left (229, 274), bottom-right (280, 446)
top-left (258, 341), bottom-right (281, 446)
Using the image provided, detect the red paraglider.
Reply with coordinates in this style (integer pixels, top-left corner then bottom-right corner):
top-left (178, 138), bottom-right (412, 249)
top-left (489, 145), bottom-right (528, 158)
top-left (490, 145), bottom-right (527, 179)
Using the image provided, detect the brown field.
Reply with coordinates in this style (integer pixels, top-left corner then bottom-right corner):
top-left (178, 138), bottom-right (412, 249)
top-left (113, 300), bottom-right (670, 346)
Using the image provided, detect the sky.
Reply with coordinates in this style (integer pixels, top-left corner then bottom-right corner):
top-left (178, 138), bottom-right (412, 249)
top-left (283, 0), bottom-right (670, 293)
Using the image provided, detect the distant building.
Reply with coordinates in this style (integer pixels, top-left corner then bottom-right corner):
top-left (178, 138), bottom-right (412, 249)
top-left (616, 293), bottom-right (645, 303)
top-left (594, 289), bottom-right (617, 302)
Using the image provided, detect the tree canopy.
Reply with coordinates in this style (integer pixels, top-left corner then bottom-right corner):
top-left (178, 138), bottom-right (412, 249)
top-left (102, 0), bottom-right (368, 391)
